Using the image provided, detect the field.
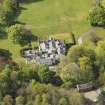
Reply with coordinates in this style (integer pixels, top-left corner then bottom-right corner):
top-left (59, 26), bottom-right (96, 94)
top-left (1, 0), bottom-right (105, 63)
top-left (17, 0), bottom-right (92, 38)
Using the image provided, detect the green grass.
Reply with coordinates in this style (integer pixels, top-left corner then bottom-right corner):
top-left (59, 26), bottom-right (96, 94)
top-left (1, 0), bottom-right (103, 63)
top-left (17, 0), bottom-right (92, 37)
top-left (0, 38), bottom-right (23, 63)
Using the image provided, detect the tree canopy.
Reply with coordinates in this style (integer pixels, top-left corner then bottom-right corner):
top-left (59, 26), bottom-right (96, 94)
top-left (89, 4), bottom-right (105, 26)
top-left (7, 24), bottom-right (36, 46)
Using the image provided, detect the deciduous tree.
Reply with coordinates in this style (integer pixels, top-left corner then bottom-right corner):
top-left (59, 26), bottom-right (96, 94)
top-left (7, 24), bottom-right (36, 46)
top-left (89, 5), bottom-right (105, 26)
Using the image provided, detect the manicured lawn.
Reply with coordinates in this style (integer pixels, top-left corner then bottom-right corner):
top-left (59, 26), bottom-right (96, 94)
top-left (17, 0), bottom-right (92, 37)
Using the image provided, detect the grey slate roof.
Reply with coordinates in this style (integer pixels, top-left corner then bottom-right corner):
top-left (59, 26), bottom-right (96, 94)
top-left (24, 38), bottom-right (66, 66)
top-left (77, 82), bottom-right (94, 92)
top-left (36, 57), bottom-right (57, 66)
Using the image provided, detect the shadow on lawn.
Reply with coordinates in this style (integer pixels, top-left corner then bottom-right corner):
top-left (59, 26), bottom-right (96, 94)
top-left (0, 32), bottom-right (7, 39)
top-left (0, 49), bottom-right (12, 60)
top-left (65, 43), bottom-right (74, 55)
top-left (20, 0), bottom-right (44, 4)
top-left (12, 0), bottom-right (44, 25)
top-left (11, 6), bottom-right (27, 25)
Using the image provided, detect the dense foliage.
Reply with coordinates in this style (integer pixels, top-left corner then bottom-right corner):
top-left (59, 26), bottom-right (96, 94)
top-left (89, 5), bottom-right (105, 26)
top-left (0, 64), bottom-right (86, 105)
top-left (0, 0), bottom-right (18, 26)
top-left (7, 24), bottom-right (36, 46)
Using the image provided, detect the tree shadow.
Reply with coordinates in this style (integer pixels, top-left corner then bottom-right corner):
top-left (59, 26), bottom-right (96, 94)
top-left (11, 0), bottom-right (44, 25)
top-left (65, 43), bottom-right (74, 55)
top-left (13, 21), bottom-right (26, 25)
top-left (17, 31), bottom-right (38, 47)
top-left (11, 7), bottom-right (27, 25)
top-left (20, 0), bottom-right (44, 4)
top-left (0, 32), bottom-right (7, 39)
top-left (0, 24), bottom-right (8, 39)
top-left (0, 49), bottom-right (12, 60)
top-left (19, 6), bottom-right (28, 10)
top-left (92, 24), bottom-right (105, 28)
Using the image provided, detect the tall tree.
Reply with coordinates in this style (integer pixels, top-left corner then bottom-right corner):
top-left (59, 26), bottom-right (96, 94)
top-left (71, 32), bottom-right (76, 45)
top-left (16, 96), bottom-right (25, 105)
top-left (79, 56), bottom-right (95, 83)
top-left (67, 45), bottom-right (95, 63)
top-left (0, 0), bottom-right (14, 25)
top-left (95, 40), bottom-right (105, 70)
top-left (60, 63), bottom-right (80, 87)
top-left (3, 95), bottom-right (13, 105)
top-left (7, 24), bottom-right (35, 46)
top-left (89, 4), bottom-right (105, 26)
top-left (38, 65), bottom-right (55, 83)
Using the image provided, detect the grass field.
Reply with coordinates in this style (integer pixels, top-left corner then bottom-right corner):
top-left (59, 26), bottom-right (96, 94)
top-left (17, 0), bottom-right (92, 37)
top-left (1, 0), bottom-right (105, 63)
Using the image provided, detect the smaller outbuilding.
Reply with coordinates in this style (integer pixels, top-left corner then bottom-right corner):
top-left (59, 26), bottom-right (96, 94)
top-left (76, 82), bottom-right (94, 92)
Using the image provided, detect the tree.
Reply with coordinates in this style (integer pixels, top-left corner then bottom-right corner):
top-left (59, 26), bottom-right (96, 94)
top-left (23, 80), bottom-right (87, 105)
top-left (67, 45), bottom-right (95, 63)
top-left (97, 89), bottom-right (105, 105)
top-left (79, 56), bottom-right (92, 71)
top-left (58, 97), bottom-right (68, 105)
top-left (18, 63), bottom-right (39, 84)
top-left (38, 65), bottom-right (55, 83)
top-left (12, 0), bottom-right (19, 9)
top-left (71, 32), bottom-right (76, 44)
top-left (60, 63), bottom-right (80, 87)
top-left (41, 94), bottom-right (50, 105)
top-left (95, 40), bottom-right (105, 70)
top-left (0, 71), bottom-right (10, 96)
top-left (99, 71), bottom-right (105, 85)
top-left (10, 71), bottom-right (19, 96)
top-left (7, 24), bottom-right (36, 46)
top-left (89, 5), bottom-right (105, 26)
top-left (79, 56), bottom-right (95, 83)
top-left (16, 96), bottom-right (25, 105)
top-left (68, 91), bottom-right (85, 105)
top-left (33, 95), bottom-right (42, 105)
top-left (0, 0), bottom-right (15, 25)
top-left (3, 95), bottom-right (13, 105)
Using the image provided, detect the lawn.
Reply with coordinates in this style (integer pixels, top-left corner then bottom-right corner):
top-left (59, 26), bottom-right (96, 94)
top-left (17, 0), bottom-right (92, 38)
top-left (2, 0), bottom-right (104, 63)
top-left (0, 38), bottom-right (24, 63)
